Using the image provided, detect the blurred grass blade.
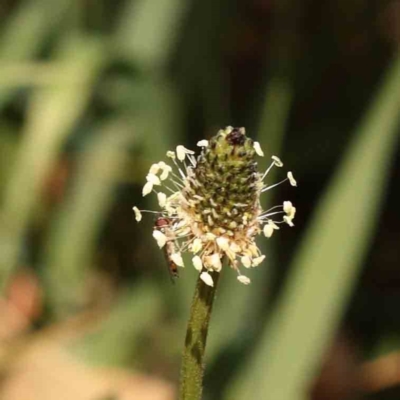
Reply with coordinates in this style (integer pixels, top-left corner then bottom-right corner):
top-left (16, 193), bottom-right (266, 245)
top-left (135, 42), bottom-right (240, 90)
top-left (0, 63), bottom-right (80, 87)
top-left (43, 119), bottom-right (134, 316)
top-left (228, 54), bottom-right (400, 400)
top-left (236, 0), bottom-right (301, 338)
top-left (71, 282), bottom-right (163, 367)
top-left (0, 0), bottom-right (74, 108)
top-left (257, 78), bottom-right (293, 161)
top-left (247, 76), bottom-right (294, 312)
top-left (0, 37), bottom-right (104, 292)
top-left (0, 121), bottom-right (18, 197)
top-left (115, 0), bottom-right (190, 71)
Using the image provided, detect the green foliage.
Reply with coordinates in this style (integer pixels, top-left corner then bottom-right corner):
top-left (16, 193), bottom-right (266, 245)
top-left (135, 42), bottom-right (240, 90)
top-left (0, 2), bottom-right (398, 399)
top-left (227, 54), bottom-right (400, 400)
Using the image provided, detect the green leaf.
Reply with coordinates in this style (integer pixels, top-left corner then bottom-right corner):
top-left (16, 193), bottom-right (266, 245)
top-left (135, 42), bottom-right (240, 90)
top-left (228, 54), bottom-right (400, 400)
top-left (0, 37), bottom-right (104, 292)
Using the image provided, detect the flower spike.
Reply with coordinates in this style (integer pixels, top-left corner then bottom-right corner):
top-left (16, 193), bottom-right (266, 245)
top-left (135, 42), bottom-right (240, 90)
top-left (134, 126), bottom-right (297, 284)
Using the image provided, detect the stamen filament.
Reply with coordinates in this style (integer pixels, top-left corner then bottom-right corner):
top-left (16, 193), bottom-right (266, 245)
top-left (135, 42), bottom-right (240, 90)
top-left (261, 178), bottom-right (288, 192)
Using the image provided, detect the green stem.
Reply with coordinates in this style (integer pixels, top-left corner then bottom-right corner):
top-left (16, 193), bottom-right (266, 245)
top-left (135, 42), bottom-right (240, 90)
top-left (179, 270), bottom-right (221, 400)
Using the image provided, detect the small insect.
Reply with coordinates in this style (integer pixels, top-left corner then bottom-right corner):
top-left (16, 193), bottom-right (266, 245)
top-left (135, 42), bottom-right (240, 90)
top-left (154, 216), bottom-right (179, 281)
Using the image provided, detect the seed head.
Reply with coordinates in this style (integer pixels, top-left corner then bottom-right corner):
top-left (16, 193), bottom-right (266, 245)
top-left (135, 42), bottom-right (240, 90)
top-left (134, 126), bottom-right (297, 285)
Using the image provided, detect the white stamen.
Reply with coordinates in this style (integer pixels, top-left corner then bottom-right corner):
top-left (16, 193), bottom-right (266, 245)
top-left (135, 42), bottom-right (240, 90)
top-left (153, 230), bottom-right (167, 248)
top-left (283, 215), bottom-right (295, 227)
top-left (146, 173), bottom-right (161, 185)
top-left (283, 201), bottom-right (294, 215)
top-left (263, 224), bottom-right (274, 238)
top-left (216, 237), bottom-right (229, 251)
top-left (261, 178), bottom-right (288, 193)
top-left (230, 242), bottom-right (241, 253)
top-left (169, 155), bottom-right (187, 180)
top-left (192, 255), bottom-right (203, 271)
top-left (287, 171), bottom-right (297, 186)
top-left (176, 145), bottom-right (195, 161)
top-left (192, 238), bottom-right (203, 253)
top-left (187, 154), bottom-right (197, 167)
top-left (261, 161), bottom-right (275, 180)
top-left (237, 275), bottom-right (251, 285)
top-left (157, 192), bottom-right (167, 207)
top-left (142, 181), bottom-right (153, 196)
top-left (176, 145), bottom-right (186, 161)
top-left (208, 253), bottom-right (222, 272)
top-left (197, 140), bottom-right (209, 147)
top-left (249, 245), bottom-right (259, 257)
top-left (160, 165), bottom-right (172, 180)
top-left (132, 206), bottom-right (142, 222)
top-left (253, 141), bottom-right (264, 157)
top-left (171, 252), bottom-right (184, 267)
top-left (200, 272), bottom-right (214, 287)
top-left (269, 220), bottom-right (280, 230)
top-left (284, 203), bottom-right (296, 221)
top-left (149, 163), bottom-right (160, 175)
top-left (241, 256), bottom-right (252, 268)
top-left (272, 155), bottom-right (283, 167)
top-left (166, 151), bottom-right (176, 159)
top-left (252, 255), bottom-right (265, 266)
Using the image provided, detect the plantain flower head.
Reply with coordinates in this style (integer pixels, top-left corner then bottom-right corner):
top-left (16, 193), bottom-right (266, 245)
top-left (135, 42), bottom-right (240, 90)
top-left (134, 126), bottom-right (296, 286)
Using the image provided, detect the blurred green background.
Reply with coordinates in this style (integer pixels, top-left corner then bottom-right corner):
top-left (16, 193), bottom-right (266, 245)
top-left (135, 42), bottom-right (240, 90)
top-left (0, 1), bottom-right (399, 399)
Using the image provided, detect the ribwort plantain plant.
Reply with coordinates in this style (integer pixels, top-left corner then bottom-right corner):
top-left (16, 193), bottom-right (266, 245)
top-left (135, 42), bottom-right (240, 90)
top-left (134, 126), bottom-right (297, 399)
